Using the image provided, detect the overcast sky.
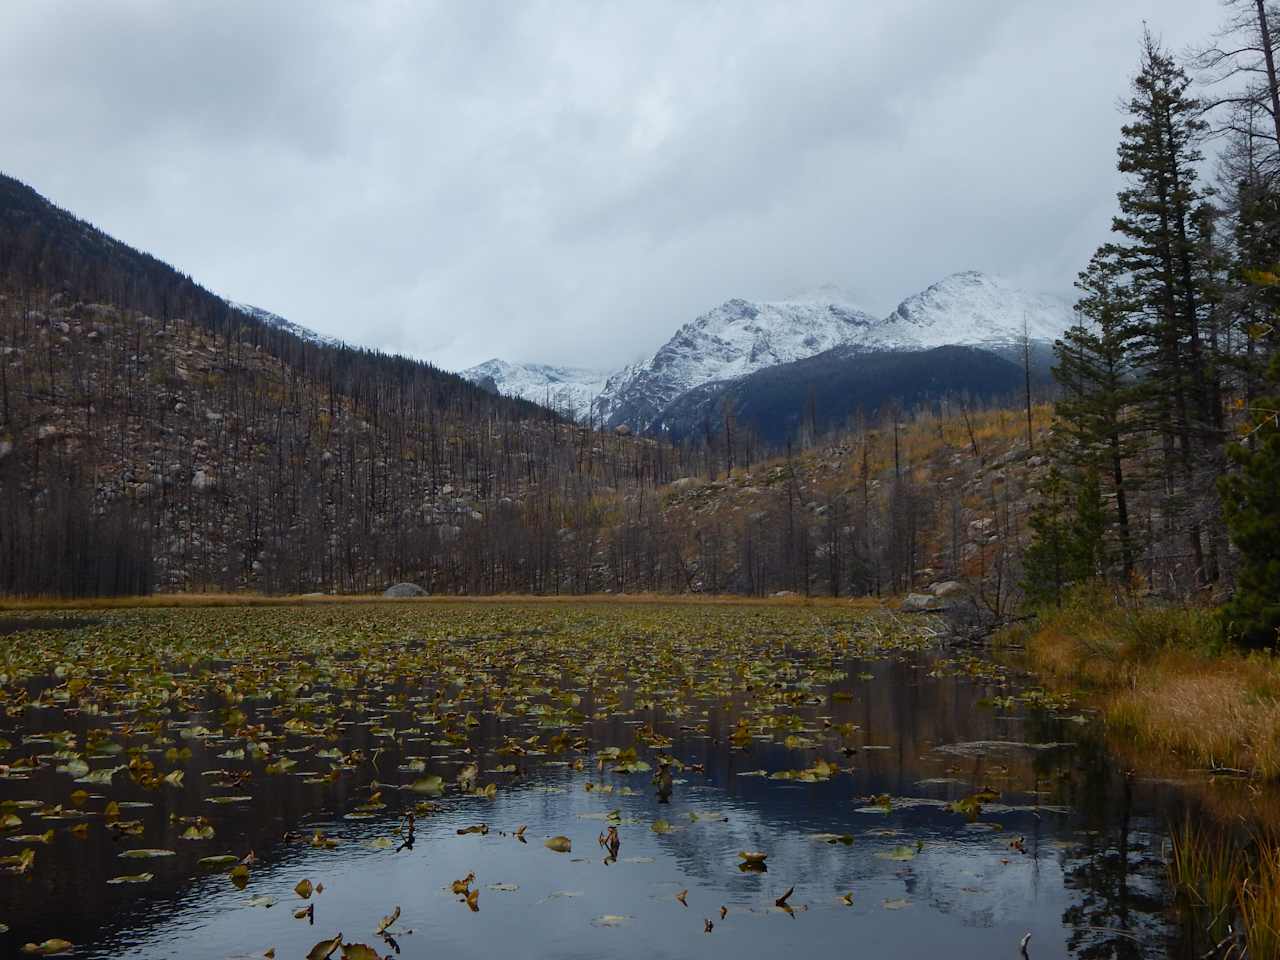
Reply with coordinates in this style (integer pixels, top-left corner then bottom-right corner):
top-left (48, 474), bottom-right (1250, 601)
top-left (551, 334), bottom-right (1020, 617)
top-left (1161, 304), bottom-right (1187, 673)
top-left (1, 1), bottom-right (1223, 372)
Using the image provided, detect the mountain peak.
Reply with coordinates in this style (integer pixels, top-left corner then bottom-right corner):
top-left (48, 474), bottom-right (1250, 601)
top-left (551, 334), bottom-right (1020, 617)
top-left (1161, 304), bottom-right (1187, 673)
top-left (465, 270), bottom-right (1073, 430)
top-left (882, 272), bottom-right (1069, 346)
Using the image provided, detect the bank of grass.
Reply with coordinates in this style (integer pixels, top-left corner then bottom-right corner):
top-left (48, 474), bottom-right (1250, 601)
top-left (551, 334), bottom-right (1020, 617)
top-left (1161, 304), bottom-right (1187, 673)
top-left (1010, 584), bottom-right (1280, 780)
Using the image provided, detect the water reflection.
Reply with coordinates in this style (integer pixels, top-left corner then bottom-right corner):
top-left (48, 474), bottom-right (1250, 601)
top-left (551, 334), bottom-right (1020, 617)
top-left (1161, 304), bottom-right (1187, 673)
top-left (0, 633), bottom-right (1200, 959)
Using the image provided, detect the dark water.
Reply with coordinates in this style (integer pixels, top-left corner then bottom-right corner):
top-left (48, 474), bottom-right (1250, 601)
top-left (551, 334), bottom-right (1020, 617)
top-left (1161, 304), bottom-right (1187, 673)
top-left (0, 618), bottom-right (1199, 960)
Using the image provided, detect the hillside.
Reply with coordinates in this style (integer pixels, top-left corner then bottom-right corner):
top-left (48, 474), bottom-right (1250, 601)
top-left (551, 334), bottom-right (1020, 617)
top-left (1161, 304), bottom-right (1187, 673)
top-left (0, 173), bottom-right (1066, 604)
top-left (654, 400), bottom-right (1054, 606)
top-left (0, 174), bottom-right (686, 596)
top-left (648, 344), bottom-right (1028, 445)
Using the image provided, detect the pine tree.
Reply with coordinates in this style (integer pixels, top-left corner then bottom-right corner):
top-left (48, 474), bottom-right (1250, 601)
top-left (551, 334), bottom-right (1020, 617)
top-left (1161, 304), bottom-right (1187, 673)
top-left (1106, 32), bottom-right (1222, 585)
top-left (1022, 467), bottom-right (1105, 608)
top-left (1054, 251), bottom-right (1142, 578)
top-left (1220, 353), bottom-right (1280, 647)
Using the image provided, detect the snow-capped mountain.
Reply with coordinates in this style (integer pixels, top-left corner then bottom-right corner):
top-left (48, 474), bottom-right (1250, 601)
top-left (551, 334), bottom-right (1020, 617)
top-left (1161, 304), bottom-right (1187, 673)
top-left (877, 271), bottom-right (1070, 348)
top-left (460, 271), bottom-right (1073, 431)
top-left (226, 301), bottom-right (342, 349)
top-left (462, 358), bottom-right (609, 415)
top-left (593, 293), bottom-right (883, 430)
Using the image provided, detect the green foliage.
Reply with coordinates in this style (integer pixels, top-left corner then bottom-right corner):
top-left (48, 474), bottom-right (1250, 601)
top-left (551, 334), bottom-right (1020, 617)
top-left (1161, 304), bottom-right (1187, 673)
top-left (1220, 355), bottom-right (1280, 649)
top-left (1022, 467), bottom-right (1106, 609)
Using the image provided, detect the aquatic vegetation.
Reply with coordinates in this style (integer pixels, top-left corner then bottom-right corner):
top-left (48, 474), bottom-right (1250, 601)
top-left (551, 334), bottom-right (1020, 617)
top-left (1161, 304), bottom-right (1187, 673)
top-left (0, 600), bottom-right (949, 949)
top-left (1167, 819), bottom-right (1280, 957)
top-left (0, 598), bottom-right (1216, 957)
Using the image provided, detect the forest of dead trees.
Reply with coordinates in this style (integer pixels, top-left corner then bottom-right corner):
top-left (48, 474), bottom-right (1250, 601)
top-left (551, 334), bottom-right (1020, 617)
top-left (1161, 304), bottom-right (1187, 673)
top-left (0, 273), bottom-right (1021, 600)
top-left (3, 3), bottom-right (1280, 642)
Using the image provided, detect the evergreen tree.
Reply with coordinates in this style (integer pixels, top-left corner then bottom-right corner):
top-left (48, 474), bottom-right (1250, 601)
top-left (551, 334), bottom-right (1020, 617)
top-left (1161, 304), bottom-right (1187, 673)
top-left (1106, 32), bottom-right (1222, 585)
top-left (1022, 467), bottom-right (1105, 608)
top-left (1220, 352), bottom-right (1280, 649)
top-left (1054, 251), bottom-right (1142, 578)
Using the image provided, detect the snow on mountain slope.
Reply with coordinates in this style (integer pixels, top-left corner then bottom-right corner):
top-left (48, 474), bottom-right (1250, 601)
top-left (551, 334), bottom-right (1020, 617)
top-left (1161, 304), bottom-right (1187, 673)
top-left (592, 293), bottom-right (883, 429)
top-left (462, 358), bottom-right (610, 415)
top-left (877, 271), bottom-right (1071, 349)
top-left (460, 271), bottom-right (1073, 430)
top-left (227, 301), bottom-right (343, 348)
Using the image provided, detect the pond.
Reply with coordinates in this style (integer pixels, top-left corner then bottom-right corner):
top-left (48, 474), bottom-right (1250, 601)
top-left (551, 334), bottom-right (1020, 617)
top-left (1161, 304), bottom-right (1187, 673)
top-left (0, 602), bottom-right (1220, 958)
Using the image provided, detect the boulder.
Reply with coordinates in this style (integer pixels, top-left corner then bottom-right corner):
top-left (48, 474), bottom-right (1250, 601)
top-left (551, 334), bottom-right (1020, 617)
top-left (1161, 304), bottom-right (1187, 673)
top-left (900, 593), bottom-right (937, 613)
top-left (383, 582), bottom-right (427, 598)
top-left (930, 580), bottom-right (967, 598)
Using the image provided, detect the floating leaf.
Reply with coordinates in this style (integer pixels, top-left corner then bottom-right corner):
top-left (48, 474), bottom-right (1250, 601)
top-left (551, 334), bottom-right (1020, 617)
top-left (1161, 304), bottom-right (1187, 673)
top-left (376, 906), bottom-right (401, 935)
top-left (20, 940), bottom-right (73, 955)
top-left (591, 915), bottom-right (632, 927)
top-left (199, 855), bottom-right (239, 868)
top-left (813, 833), bottom-right (855, 846)
top-left (544, 835), bottom-right (572, 852)
top-left (295, 878), bottom-right (314, 899)
top-left (118, 848), bottom-right (176, 859)
top-left (107, 873), bottom-right (154, 884)
top-left (409, 775), bottom-right (444, 796)
top-left (306, 934), bottom-right (343, 960)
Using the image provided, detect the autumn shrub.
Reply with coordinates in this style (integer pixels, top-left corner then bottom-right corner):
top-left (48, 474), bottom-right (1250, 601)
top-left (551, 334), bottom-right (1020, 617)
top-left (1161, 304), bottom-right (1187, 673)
top-left (1027, 584), bottom-right (1280, 778)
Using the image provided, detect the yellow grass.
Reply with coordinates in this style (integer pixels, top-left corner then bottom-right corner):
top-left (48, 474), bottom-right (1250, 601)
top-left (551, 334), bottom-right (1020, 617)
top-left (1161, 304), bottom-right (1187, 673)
top-left (1023, 585), bottom-right (1280, 779)
top-left (1168, 820), bottom-right (1280, 956)
top-left (1241, 837), bottom-right (1280, 958)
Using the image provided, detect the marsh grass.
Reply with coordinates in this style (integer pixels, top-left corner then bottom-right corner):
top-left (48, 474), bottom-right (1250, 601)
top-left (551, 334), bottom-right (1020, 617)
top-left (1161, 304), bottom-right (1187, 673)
top-left (1168, 820), bottom-right (1280, 957)
top-left (1239, 838), bottom-right (1280, 959)
top-left (1022, 585), bottom-right (1280, 779)
top-left (1168, 819), bottom-right (1244, 944)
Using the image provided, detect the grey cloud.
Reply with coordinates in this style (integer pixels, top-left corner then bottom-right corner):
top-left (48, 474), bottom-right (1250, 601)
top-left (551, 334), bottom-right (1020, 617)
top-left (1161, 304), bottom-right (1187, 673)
top-left (0, 0), bottom-right (1222, 371)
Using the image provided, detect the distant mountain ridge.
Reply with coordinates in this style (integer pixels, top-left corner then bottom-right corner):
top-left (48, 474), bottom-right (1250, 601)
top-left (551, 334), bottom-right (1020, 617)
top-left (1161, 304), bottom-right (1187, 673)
top-left (650, 344), bottom-right (1028, 445)
top-left (463, 358), bottom-right (609, 417)
top-left (463, 270), bottom-right (1072, 433)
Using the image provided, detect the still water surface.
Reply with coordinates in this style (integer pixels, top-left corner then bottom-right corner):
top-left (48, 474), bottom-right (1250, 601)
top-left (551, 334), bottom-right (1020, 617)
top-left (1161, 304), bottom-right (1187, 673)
top-left (0, 610), bottom-right (1203, 959)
